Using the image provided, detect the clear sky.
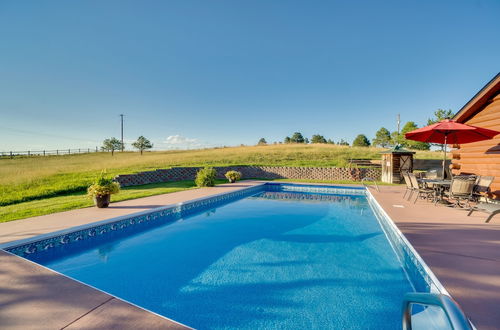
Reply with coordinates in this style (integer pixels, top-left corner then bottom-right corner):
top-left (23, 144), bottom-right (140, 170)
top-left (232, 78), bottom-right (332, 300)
top-left (1, 0), bottom-right (499, 151)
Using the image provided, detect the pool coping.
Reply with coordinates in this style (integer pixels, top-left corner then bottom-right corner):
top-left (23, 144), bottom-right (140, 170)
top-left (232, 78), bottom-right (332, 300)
top-left (365, 188), bottom-right (449, 295)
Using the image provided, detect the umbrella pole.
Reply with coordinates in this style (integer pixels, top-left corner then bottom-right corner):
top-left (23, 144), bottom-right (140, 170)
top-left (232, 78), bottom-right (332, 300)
top-left (442, 135), bottom-right (447, 179)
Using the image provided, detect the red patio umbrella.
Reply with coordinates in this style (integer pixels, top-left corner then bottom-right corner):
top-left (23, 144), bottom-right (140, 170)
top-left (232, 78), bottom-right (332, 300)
top-left (405, 119), bottom-right (500, 178)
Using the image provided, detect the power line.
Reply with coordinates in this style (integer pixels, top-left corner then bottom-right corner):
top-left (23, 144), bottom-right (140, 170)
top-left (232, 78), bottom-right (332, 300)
top-left (0, 125), bottom-right (100, 143)
top-left (120, 114), bottom-right (124, 152)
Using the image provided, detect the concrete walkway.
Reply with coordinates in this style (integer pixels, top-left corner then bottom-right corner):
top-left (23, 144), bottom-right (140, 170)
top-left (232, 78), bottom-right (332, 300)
top-left (369, 185), bottom-right (500, 330)
top-left (0, 181), bottom-right (263, 330)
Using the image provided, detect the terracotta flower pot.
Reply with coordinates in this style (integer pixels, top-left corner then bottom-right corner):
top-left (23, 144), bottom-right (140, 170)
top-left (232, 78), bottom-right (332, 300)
top-left (94, 194), bottom-right (111, 208)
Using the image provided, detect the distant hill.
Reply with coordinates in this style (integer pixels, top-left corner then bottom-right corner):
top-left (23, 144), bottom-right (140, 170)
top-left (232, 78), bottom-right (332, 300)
top-left (0, 144), bottom-right (441, 208)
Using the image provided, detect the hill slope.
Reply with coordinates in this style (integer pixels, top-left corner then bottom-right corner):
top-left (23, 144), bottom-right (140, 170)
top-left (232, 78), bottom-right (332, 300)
top-left (0, 144), bottom-right (441, 206)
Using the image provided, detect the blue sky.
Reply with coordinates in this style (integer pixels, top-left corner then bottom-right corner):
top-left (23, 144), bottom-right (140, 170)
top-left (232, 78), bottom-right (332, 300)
top-left (1, 0), bottom-right (499, 150)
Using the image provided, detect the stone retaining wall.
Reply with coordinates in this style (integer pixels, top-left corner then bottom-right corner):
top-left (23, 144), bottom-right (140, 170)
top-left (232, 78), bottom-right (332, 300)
top-left (114, 166), bottom-right (382, 187)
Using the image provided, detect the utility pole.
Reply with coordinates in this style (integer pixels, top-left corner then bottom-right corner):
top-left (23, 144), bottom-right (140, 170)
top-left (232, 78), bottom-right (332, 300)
top-left (397, 114), bottom-right (401, 134)
top-left (120, 114), bottom-right (124, 152)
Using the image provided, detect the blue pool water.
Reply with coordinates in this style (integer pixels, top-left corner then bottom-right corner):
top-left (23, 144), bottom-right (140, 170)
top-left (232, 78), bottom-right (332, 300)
top-left (17, 186), bottom-right (416, 329)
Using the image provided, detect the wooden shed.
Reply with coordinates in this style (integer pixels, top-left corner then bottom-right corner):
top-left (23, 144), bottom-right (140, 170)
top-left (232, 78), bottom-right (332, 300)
top-left (381, 146), bottom-right (415, 184)
top-left (452, 72), bottom-right (500, 198)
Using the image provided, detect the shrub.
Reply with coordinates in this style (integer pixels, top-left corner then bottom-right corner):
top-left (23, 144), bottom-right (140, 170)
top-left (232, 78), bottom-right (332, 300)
top-left (195, 167), bottom-right (217, 187)
top-left (225, 170), bottom-right (242, 183)
top-left (258, 138), bottom-right (267, 145)
top-left (352, 134), bottom-right (371, 147)
top-left (87, 172), bottom-right (120, 197)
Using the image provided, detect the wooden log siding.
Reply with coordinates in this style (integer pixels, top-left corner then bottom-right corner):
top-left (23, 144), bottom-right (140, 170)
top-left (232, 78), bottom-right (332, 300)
top-left (452, 93), bottom-right (500, 197)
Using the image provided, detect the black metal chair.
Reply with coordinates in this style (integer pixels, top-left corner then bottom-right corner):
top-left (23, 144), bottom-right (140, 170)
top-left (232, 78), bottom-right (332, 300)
top-left (468, 202), bottom-right (500, 223)
top-left (471, 176), bottom-right (495, 203)
top-left (408, 172), bottom-right (434, 204)
top-left (402, 171), bottom-right (414, 200)
top-left (442, 176), bottom-right (476, 208)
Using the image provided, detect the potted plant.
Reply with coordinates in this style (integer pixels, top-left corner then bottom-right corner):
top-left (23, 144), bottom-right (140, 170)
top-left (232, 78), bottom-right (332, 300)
top-left (87, 172), bottom-right (120, 208)
top-left (225, 170), bottom-right (242, 183)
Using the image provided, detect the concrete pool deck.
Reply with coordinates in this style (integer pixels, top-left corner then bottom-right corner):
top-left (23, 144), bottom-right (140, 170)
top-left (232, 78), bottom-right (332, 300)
top-left (1, 181), bottom-right (499, 329)
top-left (369, 185), bottom-right (500, 330)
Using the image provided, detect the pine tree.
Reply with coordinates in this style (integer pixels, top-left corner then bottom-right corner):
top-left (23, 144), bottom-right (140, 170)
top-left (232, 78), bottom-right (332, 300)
top-left (373, 127), bottom-right (391, 147)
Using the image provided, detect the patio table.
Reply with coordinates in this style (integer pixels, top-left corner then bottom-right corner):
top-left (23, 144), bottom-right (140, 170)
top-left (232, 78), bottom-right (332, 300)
top-left (418, 179), bottom-right (451, 204)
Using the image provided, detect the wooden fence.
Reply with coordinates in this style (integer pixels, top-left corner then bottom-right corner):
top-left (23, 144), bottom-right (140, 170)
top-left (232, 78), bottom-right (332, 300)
top-left (0, 147), bottom-right (100, 158)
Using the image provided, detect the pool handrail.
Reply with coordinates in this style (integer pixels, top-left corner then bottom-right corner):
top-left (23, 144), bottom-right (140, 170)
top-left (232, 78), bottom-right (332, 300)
top-left (402, 292), bottom-right (473, 330)
top-left (361, 177), bottom-right (379, 192)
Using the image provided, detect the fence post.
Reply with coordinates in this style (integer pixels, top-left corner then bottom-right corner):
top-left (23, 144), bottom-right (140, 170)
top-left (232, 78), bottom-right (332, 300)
top-left (28, 150), bottom-right (30, 156)
top-left (43, 150), bottom-right (46, 156)
top-left (68, 149), bottom-right (70, 154)
top-left (88, 148), bottom-right (90, 153)
top-left (56, 149), bottom-right (59, 155)
top-left (10, 151), bottom-right (13, 159)
top-left (78, 148), bottom-right (80, 153)
top-left (96, 146), bottom-right (98, 152)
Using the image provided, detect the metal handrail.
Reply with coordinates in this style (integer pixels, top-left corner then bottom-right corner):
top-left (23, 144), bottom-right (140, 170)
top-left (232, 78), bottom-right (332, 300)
top-left (361, 177), bottom-right (379, 192)
top-left (402, 293), bottom-right (473, 330)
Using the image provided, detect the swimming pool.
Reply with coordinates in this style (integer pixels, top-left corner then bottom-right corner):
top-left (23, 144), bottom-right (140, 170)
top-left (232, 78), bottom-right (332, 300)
top-left (4, 183), bottom-right (447, 329)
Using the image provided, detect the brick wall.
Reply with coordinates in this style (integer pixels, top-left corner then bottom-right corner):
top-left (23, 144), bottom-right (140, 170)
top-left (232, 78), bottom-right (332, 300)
top-left (114, 166), bottom-right (382, 187)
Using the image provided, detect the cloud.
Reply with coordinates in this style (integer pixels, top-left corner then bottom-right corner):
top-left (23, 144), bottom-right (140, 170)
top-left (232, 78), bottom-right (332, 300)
top-left (162, 135), bottom-right (215, 149)
top-left (163, 135), bottom-right (199, 145)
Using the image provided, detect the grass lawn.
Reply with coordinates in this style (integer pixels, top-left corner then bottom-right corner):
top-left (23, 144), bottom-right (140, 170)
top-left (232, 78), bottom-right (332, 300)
top-left (0, 144), bottom-right (438, 222)
top-left (0, 144), bottom-right (441, 207)
top-left (0, 180), bottom-right (214, 223)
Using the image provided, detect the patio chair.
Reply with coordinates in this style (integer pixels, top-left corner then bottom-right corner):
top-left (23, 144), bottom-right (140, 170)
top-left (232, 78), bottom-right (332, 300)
top-left (467, 202), bottom-right (500, 223)
top-left (402, 171), bottom-right (414, 200)
top-left (408, 172), bottom-right (434, 204)
top-left (442, 176), bottom-right (476, 208)
top-left (471, 176), bottom-right (495, 202)
top-left (423, 168), bottom-right (440, 180)
top-left (445, 166), bottom-right (452, 180)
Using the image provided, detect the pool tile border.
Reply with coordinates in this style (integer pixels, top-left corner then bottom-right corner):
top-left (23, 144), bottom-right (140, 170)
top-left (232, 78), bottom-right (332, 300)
top-left (366, 189), bottom-right (448, 295)
top-left (266, 182), bottom-right (366, 195)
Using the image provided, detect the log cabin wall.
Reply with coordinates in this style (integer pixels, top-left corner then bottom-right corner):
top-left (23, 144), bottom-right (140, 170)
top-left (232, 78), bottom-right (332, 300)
top-left (452, 92), bottom-right (500, 198)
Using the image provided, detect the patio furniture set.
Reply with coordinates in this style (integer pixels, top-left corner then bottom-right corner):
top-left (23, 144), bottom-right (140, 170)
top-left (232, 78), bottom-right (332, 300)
top-left (402, 171), bottom-right (500, 222)
top-left (401, 118), bottom-right (500, 223)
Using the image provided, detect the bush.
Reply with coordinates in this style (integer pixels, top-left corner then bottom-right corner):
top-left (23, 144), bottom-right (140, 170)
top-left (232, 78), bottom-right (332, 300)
top-left (352, 134), bottom-right (371, 147)
top-left (225, 170), bottom-right (242, 183)
top-left (195, 167), bottom-right (217, 187)
top-left (87, 172), bottom-right (120, 197)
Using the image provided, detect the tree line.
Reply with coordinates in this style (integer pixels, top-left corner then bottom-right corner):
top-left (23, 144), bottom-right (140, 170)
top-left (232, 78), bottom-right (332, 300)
top-left (257, 109), bottom-right (454, 150)
top-left (369, 109), bottom-right (454, 149)
top-left (257, 133), bottom-right (349, 146)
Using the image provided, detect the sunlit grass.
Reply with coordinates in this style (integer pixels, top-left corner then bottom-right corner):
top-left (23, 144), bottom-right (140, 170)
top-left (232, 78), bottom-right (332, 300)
top-left (0, 144), bottom-right (442, 207)
top-left (0, 180), bottom-right (209, 222)
top-left (0, 177), bottom-right (395, 222)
